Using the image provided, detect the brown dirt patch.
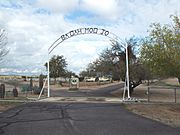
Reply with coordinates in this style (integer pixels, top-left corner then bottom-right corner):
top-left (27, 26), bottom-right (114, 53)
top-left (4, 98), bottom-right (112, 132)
top-left (0, 102), bottom-right (23, 112)
top-left (162, 78), bottom-right (180, 86)
top-left (125, 104), bottom-right (180, 127)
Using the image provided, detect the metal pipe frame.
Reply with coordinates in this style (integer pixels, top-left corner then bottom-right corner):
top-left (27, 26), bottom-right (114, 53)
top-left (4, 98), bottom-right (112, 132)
top-left (47, 28), bottom-right (130, 99)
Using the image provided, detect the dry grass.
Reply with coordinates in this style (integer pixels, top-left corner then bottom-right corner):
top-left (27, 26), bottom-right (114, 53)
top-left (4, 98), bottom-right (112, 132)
top-left (0, 102), bottom-right (23, 112)
top-left (113, 78), bottom-right (180, 127)
top-left (125, 104), bottom-right (180, 127)
top-left (111, 78), bottom-right (180, 103)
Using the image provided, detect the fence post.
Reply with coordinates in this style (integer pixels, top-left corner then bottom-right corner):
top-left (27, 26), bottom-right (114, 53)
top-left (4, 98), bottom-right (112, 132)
top-left (147, 86), bottom-right (150, 102)
top-left (174, 88), bottom-right (176, 103)
top-left (0, 84), bottom-right (5, 99)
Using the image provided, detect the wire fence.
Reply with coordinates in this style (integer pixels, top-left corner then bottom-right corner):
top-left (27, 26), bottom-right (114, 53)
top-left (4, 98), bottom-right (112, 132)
top-left (0, 78), bottom-right (47, 101)
top-left (0, 78), bottom-right (180, 103)
top-left (147, 86), bottom-right (180, 103)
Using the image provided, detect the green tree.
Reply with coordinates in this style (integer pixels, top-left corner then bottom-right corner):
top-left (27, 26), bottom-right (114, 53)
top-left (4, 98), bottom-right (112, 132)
top-left (80, 37), bottom-right (149, 94)
top-left (140, 14), bottom-right (180, 83)
top-left (45, 55), bottom-right (67, 81)
top-left (79, 70), bottom-right (89, 77)
top-left (94, 48), bottom-right (114, 77)
top-left (79, 48), bottom-right (115, 79)
top-left (65, 71), bottom-right (77, 78)
top-left (111, 37), bottom-right (149, 94)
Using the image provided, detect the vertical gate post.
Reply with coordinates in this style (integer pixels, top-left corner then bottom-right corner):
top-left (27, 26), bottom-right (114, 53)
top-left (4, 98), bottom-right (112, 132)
top-left (147, 86), bottom-right (150, 102)
top-left (125, 43), bottom-right (130, 99)
top-left (174, 88), bottom-right (176, 103)
top-left (47, 54), bottom-right (50, 97)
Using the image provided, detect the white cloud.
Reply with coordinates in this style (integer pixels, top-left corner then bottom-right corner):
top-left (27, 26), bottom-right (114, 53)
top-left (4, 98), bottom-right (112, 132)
top-left (75, 43), bottom-right (96, 55)
top-left (0, 67), bottom-right (44, 75)
top-left (0, 0), bottom-right (179, 75)
top-left (36, 0), bottom-right (79, 13)
top-left (80, 0), bottom-right (119, 20)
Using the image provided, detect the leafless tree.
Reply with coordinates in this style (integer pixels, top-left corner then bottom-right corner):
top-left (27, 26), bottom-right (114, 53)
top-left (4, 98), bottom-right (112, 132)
top-left (0, 29), bottom-right (9, 62)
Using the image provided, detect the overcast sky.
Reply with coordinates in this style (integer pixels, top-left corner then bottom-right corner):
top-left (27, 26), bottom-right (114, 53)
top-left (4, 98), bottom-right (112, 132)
top-left (0, 0), bottom-right (179, 76)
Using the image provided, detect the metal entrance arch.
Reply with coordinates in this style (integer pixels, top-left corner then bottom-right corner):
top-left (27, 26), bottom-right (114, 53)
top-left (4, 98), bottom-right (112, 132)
top-left (47, 27), bottom-right (130, 100)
